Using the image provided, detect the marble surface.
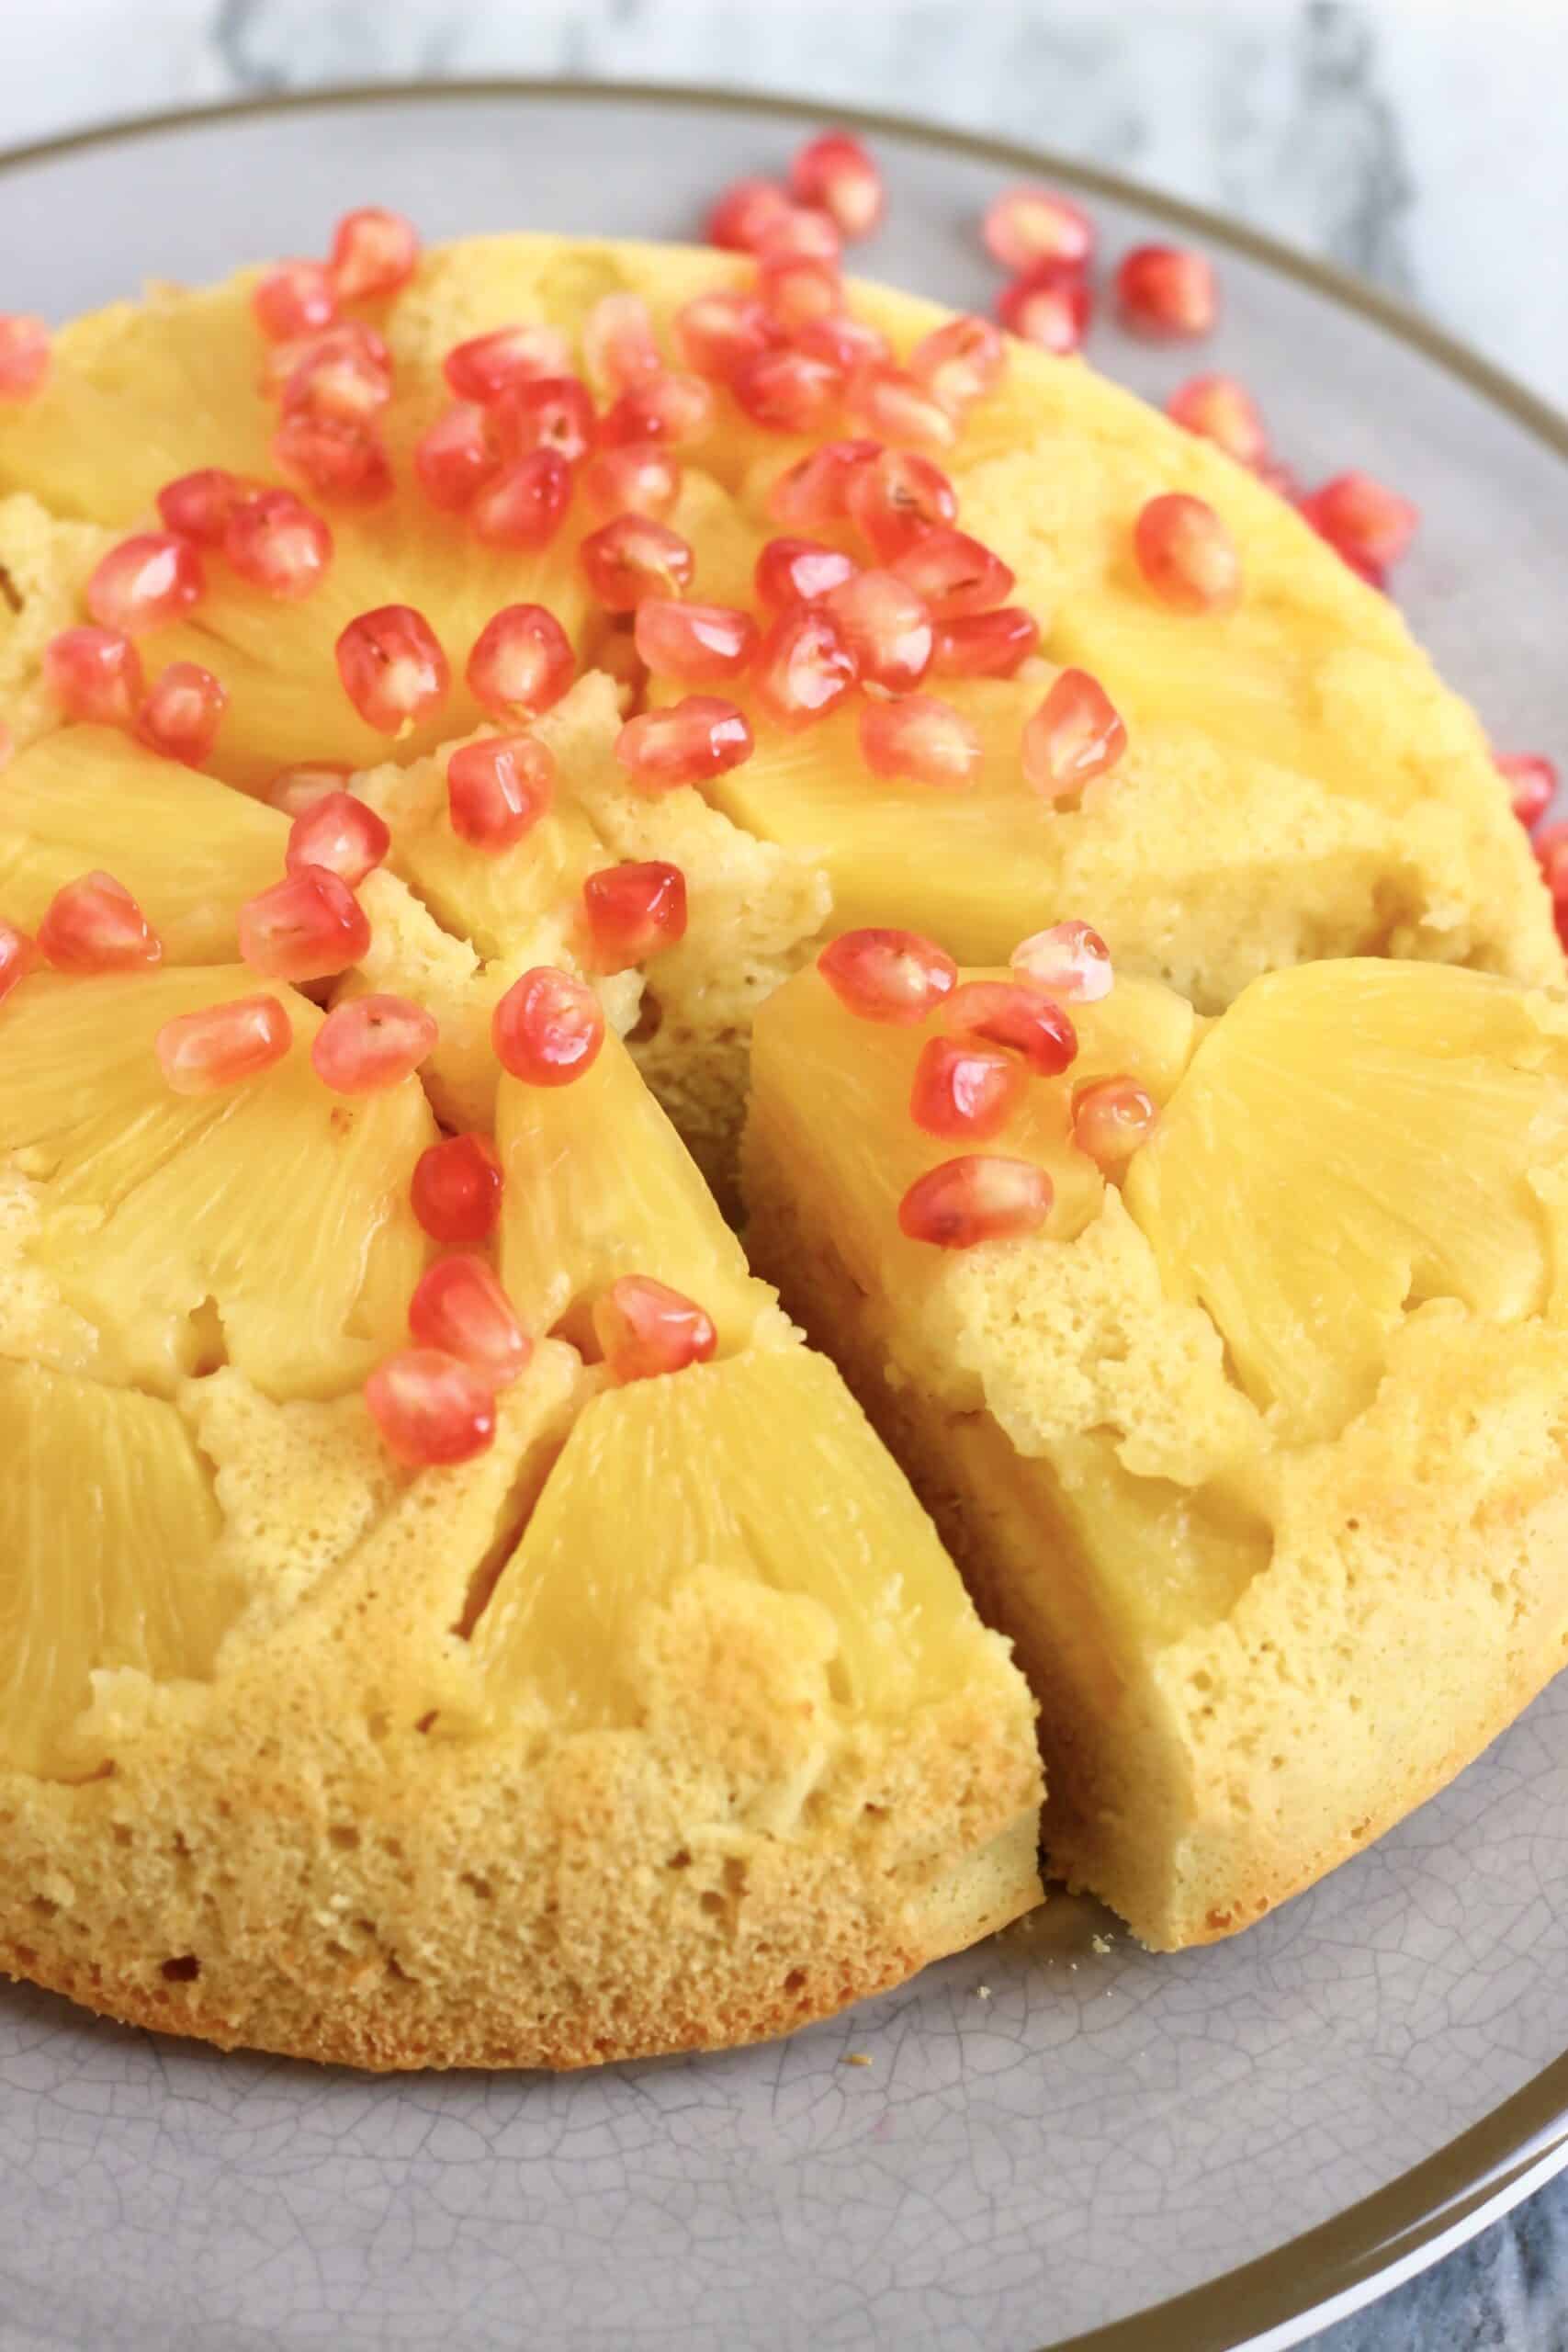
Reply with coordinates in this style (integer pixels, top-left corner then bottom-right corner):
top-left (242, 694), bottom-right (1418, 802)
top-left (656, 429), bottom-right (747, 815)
top-left (0, 6), bottom-right (1564, 2351)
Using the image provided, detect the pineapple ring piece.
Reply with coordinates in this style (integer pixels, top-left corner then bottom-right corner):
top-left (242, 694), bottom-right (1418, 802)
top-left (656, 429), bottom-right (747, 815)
top-left (744, 955), bottom-right (1568, 1952)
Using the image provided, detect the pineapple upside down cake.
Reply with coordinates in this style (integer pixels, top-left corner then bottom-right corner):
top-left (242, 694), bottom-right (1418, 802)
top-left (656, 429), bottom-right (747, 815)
top-left (0, 144), bottom-right (1563, 2066)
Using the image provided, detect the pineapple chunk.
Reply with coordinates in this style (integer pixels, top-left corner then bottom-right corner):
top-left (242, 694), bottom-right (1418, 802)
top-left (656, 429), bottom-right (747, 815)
top-left (0, 966), bottom-right (434, 1398)
top-left (0, 1357), bottom-right (238, 1776)
top-left (469, 1346), bottom-right (998, 1727)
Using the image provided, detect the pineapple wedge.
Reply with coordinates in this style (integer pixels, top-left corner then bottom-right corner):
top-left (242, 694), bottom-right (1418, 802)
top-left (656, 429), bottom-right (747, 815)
top-left (744, 953), bottom-right (1568, 1950)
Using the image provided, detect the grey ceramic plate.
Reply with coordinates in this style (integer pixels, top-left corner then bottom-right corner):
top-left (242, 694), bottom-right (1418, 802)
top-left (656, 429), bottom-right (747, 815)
top-left (1, 81), bottom-right (1565, 2352)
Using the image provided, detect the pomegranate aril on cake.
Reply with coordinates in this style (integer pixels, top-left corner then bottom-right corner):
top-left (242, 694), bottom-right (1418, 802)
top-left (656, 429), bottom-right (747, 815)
top-left (446, 734), bottom-right (557, 849)
top-left (470, 450), bottom-right (573, 549)
top-left (931, 607), bottom-right (1041, 679)
top-left (409, 1258), bottom-right (531, 1387)
top-left (898, 1154), bottom-right (1053, 1247)
top-left (223, 490), bottom-right (333, 600)
top-left (1011, 920), bottom-right (1114, 1002)
top-left (412, 1131), bottom-right (503, 1245)
top-left (1134, 493), bottom-right (1242, 614)
top-left (253, 259), bottom-right (339, 341)
top-left (238, 867), bottom-right (371, 981)
top-left (823, 569), bottom-right (933, 692)
top-left (615, 697), bottom-right (753, 791)
top-left (492, 967), bottom-right (605, 1085)
top-left (859, 695), bottom-right (982, 788)
top-left (0, 312), bottom-right (50, 401)
top-left (732, 345), bottom-right (844, 434)
top-left (751, 604), bottom-right (861, 729)
top-left (998, 268), bottom-right (1091, 356)
top-left (492, 374), bottom-right (598, 463)
top-left (1023, 668), bottom-right (1127, 801)
top-left (273, 411), bottom-right (393, 508)
top-left (582, 861), bottom-right (688, 970)
top-left (909, 1036), bottom-right (1027, 1141)
top-left (86, 534), bottom-right (205, 635)
top-left (1114, 243), bottom-right (1219, 338)
top-left (1168, 375), bottom-right (1269, 469)
top-left (580, 516), bottom-right (695, 611)
top-left (43, 626), bottom-right (145, 727)
top-left (285, 790), bottom-right (390, 886)
top-left (39, 872), bottom-right (163, 974)
top-left (157, 468), bottom-right (253, 545)
top-left (1497, 752), bottom-right (1557, 831)
top-left (311, 995), bottom-right (439, 1094)
top-left (154, 993), bottom-right (292, 1093)
top-left (135, 662), bottom-right (229, 764)
top-left (1299, 470), bottom-right (1420, 571)
top-left (329, 206), bottom-right (420, 302)
top-left (1072, 1075), bottom-right (1158, 1168)
top-left (942, 980), bottom-right (1077, 1075)
top-left (818, 928), bottom-right (957, 1023)
top-left (982, 185), bottom-right (1094, 275)
top-left (366, 1348), bottom-right (497, 1469)
top-left (633, 598), bottom-right (758, 684)
top-left (592, 1275), bottom-right (718, 1385)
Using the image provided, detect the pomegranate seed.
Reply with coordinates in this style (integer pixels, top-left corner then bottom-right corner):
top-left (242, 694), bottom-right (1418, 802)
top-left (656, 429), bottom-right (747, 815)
top-left (267, 761), bottom-right (353, 817)
top-left (793, 312), bottom-right (893, 378)
top-left (942, 979), bottom-right (1077, 1075)
top-left (818, 927), bottom-right (956, 1023)
top-left (634, 598), bottom-right (758, 684)
top-left (366, 1349), bottom-right (496, 1468)
top-left (311, 993), bottom-right (437, 1093)
top-left (86, 533), bottom-right (204, 636)
top-left (600, 371), bottom-right (715, 451)
top-left (224, 490), bottom-right (333, 600)
top-left (982, 186), bottom-right (1093, 275)
top-left (582, 292), bottom-right (662, 394)
top-left (755, 536), bottom-right (858, 609)
top-left (39, 872), bottom-right (162, 974)
top-left (1115, 245), bottom-right (1218, 339)
top-left (859, 694), bottom-right (981, 787)
top-left (909, 314), bottom-right (1008, 414)
top-left (1073, 1076), bottom-right (1158, 1169)
top-left (443, 322), bottom-right (572, 402)
top-left (846, 363), bottom-right (956, 451)
top-left (909, 1035), bottom-right (1026, 1141)
top-left (155, 993), bottom-right (291, 1093)
top-left (1167, 375), bottom-right (1268, 469)
top-left (330, 206), bottom-right (419, 302)
top-left (412, 1132), bottom-right (503, 1245)
top-left (253, 260), bottom-right (339, 342)
top-left (413, 403), bottom-right (499, 511)
top-left (492, 966), bottom-right (604, 1085)
top-left (615, 696), bottom-right (752, 792)
top-left (673, 289), bottom-right (779, 379)
top-left (1023, 668), bottom-right (1127, 801)
top-left (822, 569), bottom-right (932, 692)
top-left (789, 130), bottom-right (884, 240)
top-left (469, 449), bottom-right (573, 549)
top-left (273, 411), bottom-right (393, 507)
top-left (134, 661), bottom-right (228, 764)
top-left (42, 626), bottom-right (144, 727)
top-left (1299, 471), bottom-right (1419, 571)
top-left (751, 604), bottom-right (861, 729)
top-left (238, 866), bottom-right (371, 981)
top-left (844, 448), bottom-right (957, 559)
top-left (998, 268), bottom-right (1091, 356)
top-left (757, 207), bottom-right (842, 265)
top-left (0, 314), bottom-right (50, 401)
top-left (582, 860), bottom-right (688, 970)
top-left (766, 437), bottom-right (883, 531)
top-left (931, 607), bottom-right (1041, 679)
top-left (1134, 493), bottom-right (1241, 615)
top-left (0, 921), bottom-right (35, 1007)
top-left (1498, 752), bottom-right (1557, 831)
top-left (286, 790), bottom-right (390, 886)
top-left (592, 1274), bottom-right (718, 1384)
top-left (731, 345), bottom-right (844, 433)
top-left (705, 177), bottom-right (793, 253)
top-left (280, 328), bottom-right (393, 426)
top-left (409, 1256), bottom-right (530, 1386)
top-left (756, 254), bottom-right (844, 334)
top-left (466, 605), bottom-right (575, 720)
top-left (337, 605), bottom-right (449, 733)
top-left (157, 469), bottom-right (250, 545)
top-left (890, 527), bottom-right (1014, 620)
top-left (580, 514), bottom-right (694, 611)
top-left (899, 1155), bottom-right (1052, 1247)
top-left (490, 374), bottom-right (598, 464)
top-left (446, 734), bottom-right (556, 850)
top-left (1011, 920), bottom-right (1113, 1003)
top-left (580, 441), bottom-right (682, 521)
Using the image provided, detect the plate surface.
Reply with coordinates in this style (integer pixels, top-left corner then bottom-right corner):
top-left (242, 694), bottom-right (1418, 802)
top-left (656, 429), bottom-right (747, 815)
top-left (1, 82), bottom-right (1566, 2352)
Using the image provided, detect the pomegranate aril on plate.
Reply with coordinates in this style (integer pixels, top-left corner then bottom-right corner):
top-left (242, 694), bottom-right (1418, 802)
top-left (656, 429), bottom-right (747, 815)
top-left (982, 186), bottom-right (1094, 275)
top-left (909, 313), bottom-right (1008, 413)
top-left (674, 288), bottom-right (779, 379)
top-left (789, 130), bottom-right (885, 241)
top-left (1497, 751), bottom-right (1557, 831)
top-left (337, 604), bottom-right (449, 733)
top-left (286, 789), bottom-right (390, 886)
top-left (469, 449), bottom-right (573, 549)
top-left (600, 370), bottom-right (716, 450)
top-left (615, 696), bottom-right (752, 792)
top-left (466, 604), bottom-right (575, 720)
top-left (157, 468), bottom-right (251, 545)
top-left (818, 927), bottom-right (956, 1023)
top-left (824, 569), bottom-right (933, 692)
top-left (731, 345), bottom-right (844, 433)
top-left (42, 626), bottom-right (144, 727)
top-left (931, 606), bottom-right (1041, 679)
top-left (1073, 1075), bottom-right (1158, 1169)
top-left (846, 363), bottom-right (956, 451)
top-left (155, 992), bottom-right (291, 1093)
top-left (909, 1035), bottom-right (1027, 1142)
top-left (766, 436), bottom-right (883, 531)
top-left (582, 860), bottom-right (688, 970)
top-left (756, 206), bottom-right (843, 265)
top-left (751, 604), bottom-right (861, 729)
top-left (1023, 667), bottom-right (1127, 800)
top-left (583, 292), bottom-right (662, 394)
top-left (1115, 244), bottom-right (1218, 339)
top-left (86, 533), bottom-right (205, 635)
top-left (238, 865), bottom-right (371, 982)
top-left (491, 373), bottom-right (598, 464)
top-left (0, 314), bottom-right (49, 401)
top-left (942, 978), bottom-right (1077, 1075)
top-left (135, 661), bottom-right (228, 763)
top-left (755, 536), bottom-right (858, 610)
top-left (1134, 493), bottom-right (1242, 615)
top-left (412, 1131), bottom-right (503, 1245)
top-left (1167, 374), bottom-right (1268, 469)
top-left (311, 993), bottom-right (438, 1093)
top-left (580, 441), bottom-right (682, 521)
top-left (39, 871), bottom-right (163, 974)
top-left (492, 966), bottom-right (605, 1086)
top-left (891, 526), bottom-right (1014, 619)
top-left (253, 260), bottom-right (339, 342)
top-left (268, 760), bottom-right (353, 817)
top-left (366, 1348), bottom-right (496, 1468)
top-left (1299, 470), bottom-right (1419, 571)
top-left (410, 1257), bottom-right (530, 1386)
top-left (1011, 920), bottom-right (1113, 1003)
top-left (898, 1154), bottom-right (1053, 1247)
top-left (330, 206), bottom-right (420, 302)
top-left (860, 695), bottom-right (982, 787)
top-left (843, 447), bottom-right (957, 559)
top-left (0, 921), bottom-right (35, 1007)
top-left (224, 490), bottom-right (333, 600)
top-left (592, 1274), bottom-right (718, 1385)
top-left (273, 411), bottom-right (393, 507)
top-left (446, 734), bottom-right (557, 850)
top-left (998, 267), bottom-right (1091, 356)
top-left (443, 322), bottom-right (572, 402)
top-left (634, 598), bottom-right (758, 684)
top-left (705, 176), bottom-right (794, 254)
top-left (580, 514), bottom-right (695, 611)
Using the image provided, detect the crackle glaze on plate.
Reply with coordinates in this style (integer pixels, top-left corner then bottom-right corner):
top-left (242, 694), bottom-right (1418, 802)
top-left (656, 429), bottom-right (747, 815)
top-left (0, 83), bottom-right (1565, 2352)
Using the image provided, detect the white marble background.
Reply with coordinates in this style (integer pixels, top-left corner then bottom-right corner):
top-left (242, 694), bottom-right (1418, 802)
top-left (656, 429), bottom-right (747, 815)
top-left (0, 5), bottom-right (1565, 2349)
